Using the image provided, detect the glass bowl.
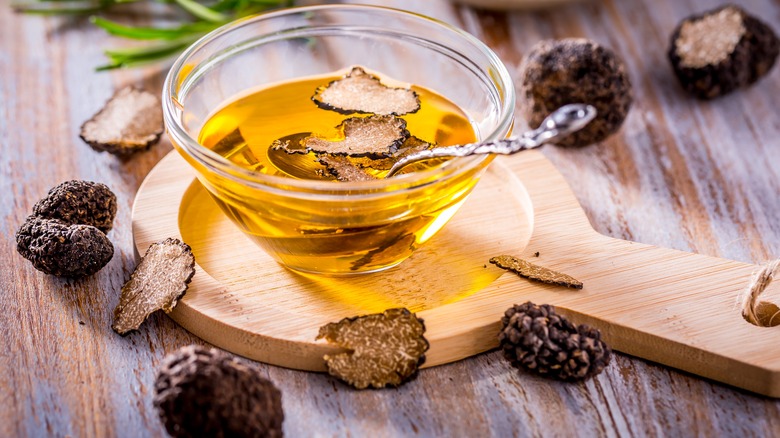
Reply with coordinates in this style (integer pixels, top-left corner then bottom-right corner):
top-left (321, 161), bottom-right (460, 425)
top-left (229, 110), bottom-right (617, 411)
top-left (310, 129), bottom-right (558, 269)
top-left (162, 5), bottom-right (515, 275)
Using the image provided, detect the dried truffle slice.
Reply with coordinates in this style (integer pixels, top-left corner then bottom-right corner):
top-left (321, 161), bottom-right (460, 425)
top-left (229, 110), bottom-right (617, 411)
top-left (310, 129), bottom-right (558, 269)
top-left (80, 86), bottom-right (164, 155)
top-left (112, 238), bottom-right (195, 335)
top-left (316, 155), bottom-right (377, 182)
top-left (668, 5), bottom-right (779, 99)
top-left (32, 180), bottom-right (117, 233)
top-left (312, 67), bottom-right (421, 116)
top-left (154, 345), bottom-right (284, 438)
top-left (301, 116), bottom-right (409, 158)
top-left (490, 255), bottom-right (583, 289)
top-left (317, 308), bottom-right (429, 389)
top-left (518, 38), bottom-right (632, 147)
top-left (499, 302), bottom-right (611, 380)
top-left (16, 216), bottom-right (114, 278)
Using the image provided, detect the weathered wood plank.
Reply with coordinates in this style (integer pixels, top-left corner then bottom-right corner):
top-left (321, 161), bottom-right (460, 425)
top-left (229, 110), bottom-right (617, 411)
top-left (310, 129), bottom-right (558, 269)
top-left (1, 0), bottom-right (779, 436)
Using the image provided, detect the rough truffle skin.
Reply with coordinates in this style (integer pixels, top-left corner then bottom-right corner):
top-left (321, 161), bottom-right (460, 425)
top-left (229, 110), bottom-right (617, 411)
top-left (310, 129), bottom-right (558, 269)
top-left (668, 5), bottom-right (780, 99)
top-left (499, 302), bottom-right (611, 381)
top-left (16, 217), bottom-right (114, 278)
top-left (32, 180), bottom-right (117, 233)
top-left (154, 345), bottom-right (284, 438)
top-left (518, 38), bottom-right (633, 147)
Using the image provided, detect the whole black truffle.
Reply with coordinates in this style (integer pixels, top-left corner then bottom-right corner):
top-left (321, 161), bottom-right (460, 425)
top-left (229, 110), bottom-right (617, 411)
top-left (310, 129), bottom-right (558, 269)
top-left (499, 302), bottom-right (611, 381)
top-left (154, 345), bottom-right (284, 438)
top-left (16, 216), bottom-right (114, 278)
top-left (518, 38), bottom-right (633, 147)
top-left (668, 5), bottom-right (779, 99)
top-left (32, 180), bottom-right (117, 233)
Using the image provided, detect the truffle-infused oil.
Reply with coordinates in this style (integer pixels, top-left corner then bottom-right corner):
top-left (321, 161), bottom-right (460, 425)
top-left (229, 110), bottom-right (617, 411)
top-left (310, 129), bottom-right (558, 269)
top-left (196, 68), bottom-right (481, 273)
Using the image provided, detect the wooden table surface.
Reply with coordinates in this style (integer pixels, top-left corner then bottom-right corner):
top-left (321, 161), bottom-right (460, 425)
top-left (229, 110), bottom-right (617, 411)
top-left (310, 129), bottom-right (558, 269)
top-left (2, 0), bottom-right (779, 436)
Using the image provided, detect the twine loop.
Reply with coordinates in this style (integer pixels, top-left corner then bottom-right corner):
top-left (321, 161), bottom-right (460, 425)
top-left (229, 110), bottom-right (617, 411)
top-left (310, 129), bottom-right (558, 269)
top-left (741, 259), bottom-right (780, 327)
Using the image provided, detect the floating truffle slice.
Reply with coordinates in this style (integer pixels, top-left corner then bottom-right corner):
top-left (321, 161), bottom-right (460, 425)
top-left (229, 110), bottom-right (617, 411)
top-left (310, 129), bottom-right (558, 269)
top-left (154, 345), bottom-right (284, 438)
top-left (668, 5), bottom-right (779, 99)
top-left (16, 216), bottom-right (114, 278)
top-left (316, 155), bottom-right (377, 182)
top-left (499, 302), bottom-right (611, 380)
top-left (489, 255), bottom-right (583, 289)
top-left (352, 136), bottom-right (434, 171)
top-left (518, 38), bottom-right (632, 147)
top-left (112, 238), bottom-right (195, 335)
top-left (317, 308), bottom-right (429, 389)
top-left (80, 86), bottom-right (164, 155)
top-left (300, 115), bottom-right (409, 158)
top-left (32, 180), bottom-right (117, 233)
top-left (312, 67), bottom-right (420, 116)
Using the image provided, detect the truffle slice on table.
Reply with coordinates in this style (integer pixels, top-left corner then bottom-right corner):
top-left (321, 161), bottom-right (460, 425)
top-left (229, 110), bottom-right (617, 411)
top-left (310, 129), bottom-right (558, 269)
top-left (32, 180), bottom-right (117, 233)
top-left (312, 66), bottom-right (421, 116)
top-left (489, 255), bottom-right (583, 289)
top-left (112, 238), bottom-right (195, 335)
top-left (300, 115), bottom-right (409, 158)
top-left (80, 86), bottom-right (164, 156)
top-left (668, 5), bottom-right (779, 99)
top-left (499, 302), bottom-right (611, 381)
top-left (16, 217), bottom-right (114, 278)
top-left (154, 345), bottom-right (284, 438)
top-left (518, 38), bottom-right (632, 147)
top-left (317, 308), bottom-right (429, 389)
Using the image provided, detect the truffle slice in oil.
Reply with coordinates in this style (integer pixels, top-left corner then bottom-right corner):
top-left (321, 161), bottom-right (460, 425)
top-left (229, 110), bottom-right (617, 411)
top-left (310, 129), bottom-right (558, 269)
top-left (112, 238), bottom-right (196, 335)
top-left (317, 308), bottom-right (429, 389)
top-left (301, 115), bottom-right (409, 158)
top-left (316, 155), bottom-right (377, 182)
top-left (312, 67), bottom-right (421, 116)
top-left (80, 86), bottom-right (164, 156)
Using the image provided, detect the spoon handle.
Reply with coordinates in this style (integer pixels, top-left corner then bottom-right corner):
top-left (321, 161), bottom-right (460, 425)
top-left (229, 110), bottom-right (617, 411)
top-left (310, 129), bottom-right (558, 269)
top-left (385, 104), bottom-right (597, 178)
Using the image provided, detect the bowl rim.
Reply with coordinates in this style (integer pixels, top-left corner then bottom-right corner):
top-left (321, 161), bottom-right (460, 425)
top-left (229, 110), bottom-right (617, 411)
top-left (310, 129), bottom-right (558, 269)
top-left (162, 4), bottom-right (515, 193)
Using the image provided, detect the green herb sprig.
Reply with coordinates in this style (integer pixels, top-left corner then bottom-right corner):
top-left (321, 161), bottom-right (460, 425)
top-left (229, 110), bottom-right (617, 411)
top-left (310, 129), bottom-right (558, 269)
top-left (12, 0), bottom-right (294, 70)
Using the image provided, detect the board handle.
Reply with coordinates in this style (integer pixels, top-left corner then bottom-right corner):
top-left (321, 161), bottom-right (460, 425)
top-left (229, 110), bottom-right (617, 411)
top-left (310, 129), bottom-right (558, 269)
top-left (523, 233), bottom-right (780, 396)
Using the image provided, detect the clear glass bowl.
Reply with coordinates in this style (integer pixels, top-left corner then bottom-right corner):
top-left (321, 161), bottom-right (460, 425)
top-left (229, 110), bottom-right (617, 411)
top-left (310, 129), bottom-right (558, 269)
top-left (163, 5), bottom-right (515, 275)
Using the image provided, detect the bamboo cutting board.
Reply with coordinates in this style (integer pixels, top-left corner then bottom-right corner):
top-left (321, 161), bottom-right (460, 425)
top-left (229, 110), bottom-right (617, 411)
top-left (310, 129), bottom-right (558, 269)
top-left (132, 150), bottom-right (780, 397)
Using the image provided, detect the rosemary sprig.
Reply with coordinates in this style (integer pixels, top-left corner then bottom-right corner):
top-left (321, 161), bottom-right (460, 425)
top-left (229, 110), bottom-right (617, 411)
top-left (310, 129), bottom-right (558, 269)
top-left (12, 0), bottom-right (294, 69)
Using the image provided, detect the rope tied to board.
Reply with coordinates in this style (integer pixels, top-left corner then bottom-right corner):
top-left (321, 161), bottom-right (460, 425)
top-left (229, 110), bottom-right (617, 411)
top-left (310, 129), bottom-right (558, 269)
top-left (741, 259), bottom-right (780, 327)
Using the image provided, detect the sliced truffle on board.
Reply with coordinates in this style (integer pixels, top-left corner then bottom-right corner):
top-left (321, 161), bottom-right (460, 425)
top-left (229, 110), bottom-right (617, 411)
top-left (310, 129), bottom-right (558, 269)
top-left (16, 216), bottom-right (114, 278)
top-left (80, 86), bottom-right (164, 156)
top-left (316, 155), bottom-right (377, 182)
top-left (317, 308), bottom-right (429, 389)
top-left (32, 180), bottom-right (117, 233)
top-left (312, 67), bottom-right (421, 116)
top-left (499, 302), bottom-right (611, 380)
top-left (518, 38), bottom-right (632, 147)
top-left (112, 238), bottom-right (195, 335)
top-left (301, 115), bottom-right (409, 158)
top-left (489, 255), bottom-right (583, 289)
top-left (668, 5), bottom-right (779, 99)
top-left (154, 345), bottom-right (284, 438)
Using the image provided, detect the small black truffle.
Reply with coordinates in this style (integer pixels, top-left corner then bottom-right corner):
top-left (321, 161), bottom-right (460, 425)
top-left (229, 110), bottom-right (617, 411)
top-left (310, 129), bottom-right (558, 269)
top-left (518, 38), bottom-right (633, 147)
top-left (499, 302), bottom-right (611, 381)
top-left (32, 180), bottom-right (117, 233)
top-left (668, 5), bottom-right (779, 99)
top-left (154, 345), bottom-right (284, 438)
top-left (16, 216), bottom-right (114, 278)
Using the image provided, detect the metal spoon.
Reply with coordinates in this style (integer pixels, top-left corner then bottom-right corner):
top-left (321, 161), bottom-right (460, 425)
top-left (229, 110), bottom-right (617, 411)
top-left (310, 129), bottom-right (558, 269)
top-left (384, 103), bottom-right (597, 177)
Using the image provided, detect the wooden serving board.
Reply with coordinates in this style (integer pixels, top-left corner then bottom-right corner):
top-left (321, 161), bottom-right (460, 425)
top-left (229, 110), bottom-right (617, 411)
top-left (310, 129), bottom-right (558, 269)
top-left (133, 150), bottom-right (780, 397)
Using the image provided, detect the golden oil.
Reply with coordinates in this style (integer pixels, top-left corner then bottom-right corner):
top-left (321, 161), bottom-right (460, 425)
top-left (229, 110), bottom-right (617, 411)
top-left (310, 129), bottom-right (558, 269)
top-left (196, 69), bottom-right (481, 274)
